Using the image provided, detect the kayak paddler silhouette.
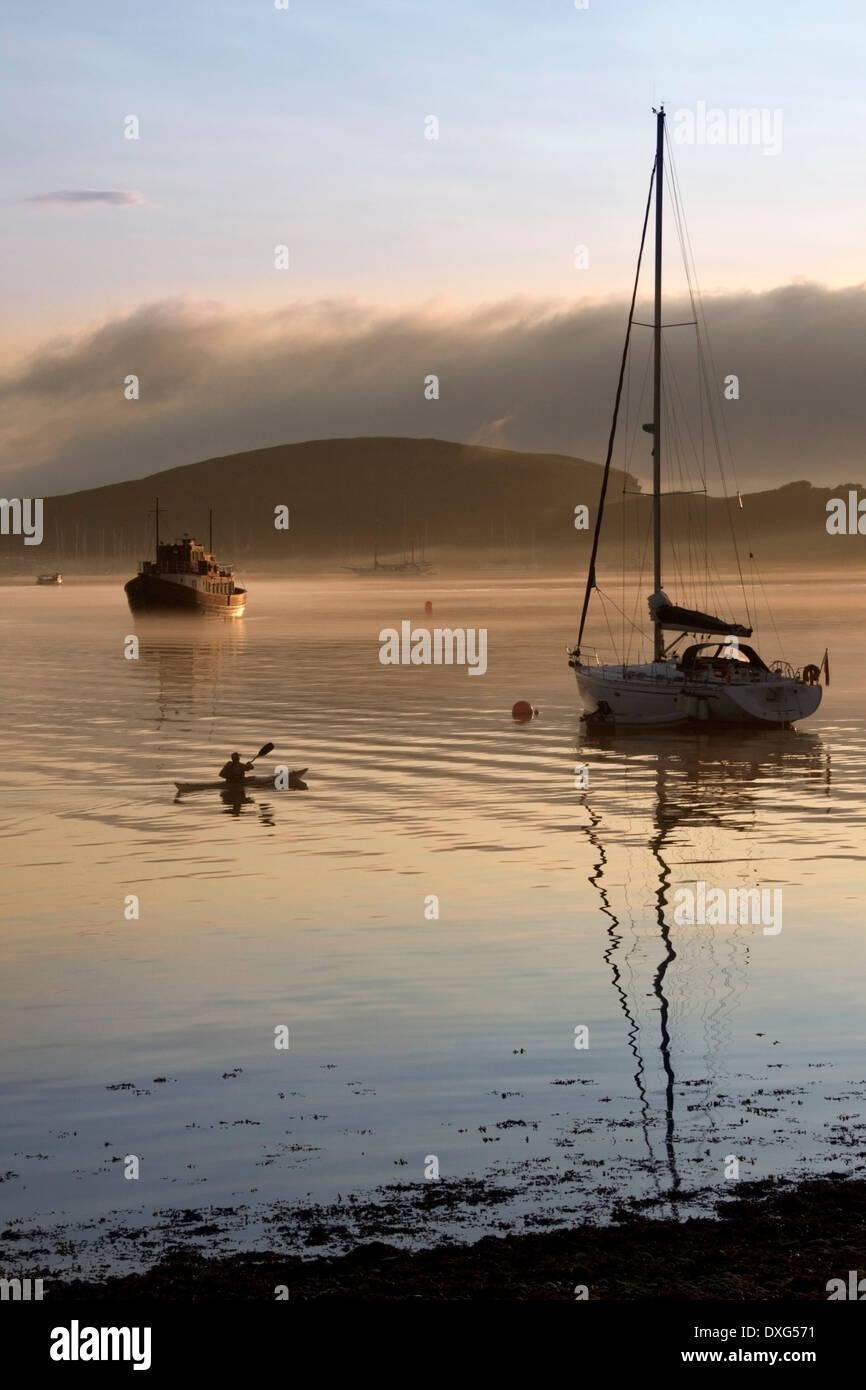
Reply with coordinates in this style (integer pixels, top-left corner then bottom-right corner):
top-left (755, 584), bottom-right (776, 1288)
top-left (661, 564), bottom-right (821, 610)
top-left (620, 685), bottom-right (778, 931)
top-left (218, 743), bottom-right (308, 791)
top-left (173, 743), bottom-right (308, 796)
top-left (219, 750), bottom-right (256, 785)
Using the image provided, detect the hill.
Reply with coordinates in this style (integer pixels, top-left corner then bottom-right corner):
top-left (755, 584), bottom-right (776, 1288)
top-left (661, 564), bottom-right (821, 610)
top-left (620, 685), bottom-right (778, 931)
top-left (0, 437), bottom-right (860, 571)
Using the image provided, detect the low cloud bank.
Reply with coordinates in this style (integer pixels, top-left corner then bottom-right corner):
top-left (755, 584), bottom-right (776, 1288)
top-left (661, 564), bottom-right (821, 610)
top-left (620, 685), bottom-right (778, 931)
top-left (1, 283), bottom-right (864, 494)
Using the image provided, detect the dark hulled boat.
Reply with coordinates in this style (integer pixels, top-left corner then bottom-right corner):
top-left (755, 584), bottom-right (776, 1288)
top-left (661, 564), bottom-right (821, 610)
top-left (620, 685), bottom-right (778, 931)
top-left (124, 501), bottom-right (246, 616)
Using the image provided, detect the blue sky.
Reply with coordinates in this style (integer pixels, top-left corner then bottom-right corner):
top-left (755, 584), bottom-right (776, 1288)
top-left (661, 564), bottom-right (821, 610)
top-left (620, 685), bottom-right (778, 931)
top-left (2, 0), bottom-right (864, 342)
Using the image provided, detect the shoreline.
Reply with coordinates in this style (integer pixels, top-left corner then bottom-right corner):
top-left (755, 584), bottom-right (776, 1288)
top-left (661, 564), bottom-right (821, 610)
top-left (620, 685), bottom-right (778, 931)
top-left (51, 1175), bottom-right (866, 1301)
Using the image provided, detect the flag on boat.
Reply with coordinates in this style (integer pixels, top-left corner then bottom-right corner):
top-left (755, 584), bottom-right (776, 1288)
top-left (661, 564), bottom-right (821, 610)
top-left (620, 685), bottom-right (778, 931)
top-left (820, 648), bottom-right (830, 686)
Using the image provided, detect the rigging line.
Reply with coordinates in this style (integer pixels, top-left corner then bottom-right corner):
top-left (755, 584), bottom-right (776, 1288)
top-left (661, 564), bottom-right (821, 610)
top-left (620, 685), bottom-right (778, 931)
top-left (621, 339), bottom-right (634, 646)
top-left (659, 338), bottom-right (703, 601)
top-left (622, 329), bottom-right (633, 661)
top-left (598, 588), bottom-right (621, 663)
top-left (703, 338), bottom-right (709, 608)
top-left (621, 336), bottom-right (653, 660)
top-left (621, 390), bottom-right (627, 660)
top-left (630, 512), bottom-right (654, 664)
top-left (663, 131), bottom-right (753, 627)
top-left (661, 364), bottom-right (694, 602)
top-left (623, 340), bottom-right (654, 480)
top-left (661, 333), bottom-right (707, 490)
top-left (668, 137), bottom-right (742, 496)
top-left (622, 506), bottom-right (652, 665)
top-left (597, 585), bottom-right (652, 643)
top-left (748, 553), bottom-right (774, 654)
top-left (665, 154), bottom-right (752, 619)
top-left (752, 557), bottom-right (787, 660)
top-left (692, 322), bottom-right (753, 621)
top-left (575, 160), bottom-right (656, 656)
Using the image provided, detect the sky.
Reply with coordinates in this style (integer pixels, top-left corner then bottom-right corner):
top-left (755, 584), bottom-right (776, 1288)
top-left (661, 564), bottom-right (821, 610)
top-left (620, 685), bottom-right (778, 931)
top-left (1, 0), bottom-right (864, 492)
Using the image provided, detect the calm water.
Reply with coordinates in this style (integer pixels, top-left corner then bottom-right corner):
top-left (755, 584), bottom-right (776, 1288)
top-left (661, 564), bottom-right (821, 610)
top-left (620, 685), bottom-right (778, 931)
top-left (1, 575), bottom-right (864, 1276)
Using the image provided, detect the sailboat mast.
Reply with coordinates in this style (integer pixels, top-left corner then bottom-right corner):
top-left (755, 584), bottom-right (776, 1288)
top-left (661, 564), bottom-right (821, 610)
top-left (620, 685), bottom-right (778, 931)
top-left (652, 107), bottom-right (665, 662)
top-left (154, 496), bottom-right (160, 562)
top-left (209, 507), bottom-right (213, 554)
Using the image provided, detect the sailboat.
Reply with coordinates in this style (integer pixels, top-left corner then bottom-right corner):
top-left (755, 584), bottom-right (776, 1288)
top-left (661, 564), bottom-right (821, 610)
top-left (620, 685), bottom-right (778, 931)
top-left (569, 109), bottom-right (826, 727)
top-left (343, 542), bottom-right (435, 576)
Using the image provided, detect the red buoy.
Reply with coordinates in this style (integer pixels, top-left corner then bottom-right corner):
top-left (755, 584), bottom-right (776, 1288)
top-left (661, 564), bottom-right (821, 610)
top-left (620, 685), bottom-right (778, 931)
top-left (424, 600), bottom-right (433, 614)
top-left (512, 700), bottom-right (534, 722)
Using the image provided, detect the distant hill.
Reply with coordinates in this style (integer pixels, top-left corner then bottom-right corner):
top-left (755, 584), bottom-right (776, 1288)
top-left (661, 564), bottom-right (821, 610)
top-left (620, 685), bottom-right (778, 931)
top-left (0, 436), bottom-right (861, 571)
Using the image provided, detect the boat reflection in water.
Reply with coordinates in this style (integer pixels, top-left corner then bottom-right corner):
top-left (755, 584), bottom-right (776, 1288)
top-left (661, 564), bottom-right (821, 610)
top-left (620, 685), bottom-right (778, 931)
top-left (133, 630), bottom-right (283, 826)
top-left (575, 727), bottom-right (830, 1213)
top-left (218, 785), bottom-right (276, 825)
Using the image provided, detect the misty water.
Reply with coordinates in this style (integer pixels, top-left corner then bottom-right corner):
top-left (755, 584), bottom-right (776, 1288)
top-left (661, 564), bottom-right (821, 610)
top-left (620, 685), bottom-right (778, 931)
top-left (1, 575), bottom-right (864, 1278)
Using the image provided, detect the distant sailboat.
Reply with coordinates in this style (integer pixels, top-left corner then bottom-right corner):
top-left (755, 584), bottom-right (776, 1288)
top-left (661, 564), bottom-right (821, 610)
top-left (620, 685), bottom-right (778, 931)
top-left (344, 542), bottom-right (435, 576)
top-left (569, 109), bottom-right (825, 727)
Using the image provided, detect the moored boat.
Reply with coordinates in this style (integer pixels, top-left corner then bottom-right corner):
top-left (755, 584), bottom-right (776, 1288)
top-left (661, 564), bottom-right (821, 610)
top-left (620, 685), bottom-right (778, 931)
top-left (125, 500), bottom-right (246, 616)
top-left (569, 109), bottom-right (827, 729)
top-left (36, 572), bottom-right (62, 585)
top-left (343, 543), bottom-right (435, 576)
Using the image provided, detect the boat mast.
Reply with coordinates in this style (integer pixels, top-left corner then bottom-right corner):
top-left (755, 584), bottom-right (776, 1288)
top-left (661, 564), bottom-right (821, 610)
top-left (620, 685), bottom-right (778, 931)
top-left (652, 106), bottom-right (665, 662)
top-left (154, 496), bottom-right (160, 562)
top-left (209, 507), bottom-right (213, 554)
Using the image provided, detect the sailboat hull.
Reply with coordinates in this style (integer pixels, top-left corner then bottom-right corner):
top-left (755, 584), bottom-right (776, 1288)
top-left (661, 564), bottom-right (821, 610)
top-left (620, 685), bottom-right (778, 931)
top-left (573, 663), bottom-right (822, 727)
top-left (575, 663), bottom-right (688, 726)
top-left (704, 678), bottom-right (822, 725)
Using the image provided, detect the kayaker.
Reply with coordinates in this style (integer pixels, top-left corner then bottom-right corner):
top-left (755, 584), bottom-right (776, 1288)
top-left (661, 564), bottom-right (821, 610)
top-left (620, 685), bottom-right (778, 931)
top-left (219, 751), bottom-right (253, 784)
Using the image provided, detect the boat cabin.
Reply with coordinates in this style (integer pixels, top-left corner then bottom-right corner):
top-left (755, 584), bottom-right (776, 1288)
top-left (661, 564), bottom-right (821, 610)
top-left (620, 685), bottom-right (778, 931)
top-left (139, 535), bottom-right (237, 595)
top-left (678, 641), bottom-right (770, 678)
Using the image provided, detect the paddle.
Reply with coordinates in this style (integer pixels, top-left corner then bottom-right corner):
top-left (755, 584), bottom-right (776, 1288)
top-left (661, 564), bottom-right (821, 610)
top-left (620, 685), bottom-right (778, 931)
top-left (246, 741), bottom-right (274, 767)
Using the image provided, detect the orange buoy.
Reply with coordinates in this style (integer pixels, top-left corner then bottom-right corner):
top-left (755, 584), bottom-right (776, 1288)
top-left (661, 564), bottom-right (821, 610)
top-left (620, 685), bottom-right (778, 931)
top-left (424, 600), bottom-right (433, 614)
top-left (512, 700), bottom-right (534, 722)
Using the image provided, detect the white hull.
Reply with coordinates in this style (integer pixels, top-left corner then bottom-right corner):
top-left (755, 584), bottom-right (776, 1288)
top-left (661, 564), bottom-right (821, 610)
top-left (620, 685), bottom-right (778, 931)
top-left (573, 662), bottom-right (821, 728)
top-left (575, 663), bottom-right (687, 725)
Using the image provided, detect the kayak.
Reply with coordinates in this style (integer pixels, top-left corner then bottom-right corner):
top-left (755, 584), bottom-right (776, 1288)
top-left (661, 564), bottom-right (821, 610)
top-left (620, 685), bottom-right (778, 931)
top-left (175, 769), bottom-right (308, 794)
